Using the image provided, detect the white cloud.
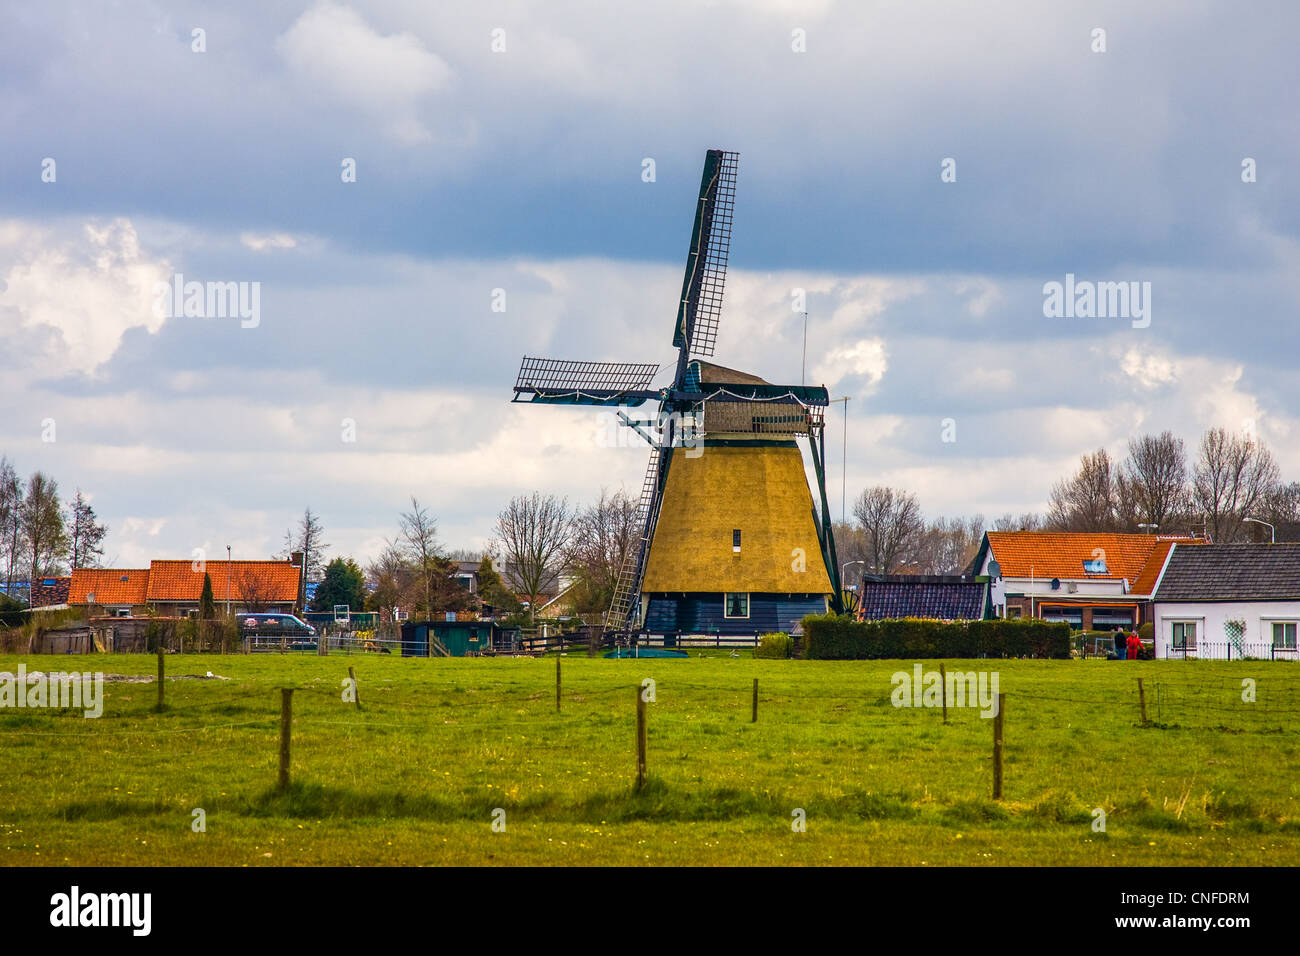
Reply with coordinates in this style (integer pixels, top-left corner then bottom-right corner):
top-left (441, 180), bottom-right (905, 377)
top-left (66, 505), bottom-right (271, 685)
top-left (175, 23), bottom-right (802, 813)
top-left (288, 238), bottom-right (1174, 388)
top-left (0, 218), bottom-right (171, 373)
top-left (276, 2), bottom-right (452, 144)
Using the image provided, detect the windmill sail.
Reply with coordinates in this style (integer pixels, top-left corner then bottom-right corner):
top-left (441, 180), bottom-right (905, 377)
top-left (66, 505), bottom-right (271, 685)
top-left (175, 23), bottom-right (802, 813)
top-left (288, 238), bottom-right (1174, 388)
top-left (673, 149), bottom-right (738, 360)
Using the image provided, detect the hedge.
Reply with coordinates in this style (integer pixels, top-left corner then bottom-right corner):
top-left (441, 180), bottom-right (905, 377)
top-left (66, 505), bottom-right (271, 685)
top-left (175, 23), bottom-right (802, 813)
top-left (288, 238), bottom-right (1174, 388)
top-left (754, 632), bottom-right (793, 659)
top-left (802, 615), bottom-right (1071, 660)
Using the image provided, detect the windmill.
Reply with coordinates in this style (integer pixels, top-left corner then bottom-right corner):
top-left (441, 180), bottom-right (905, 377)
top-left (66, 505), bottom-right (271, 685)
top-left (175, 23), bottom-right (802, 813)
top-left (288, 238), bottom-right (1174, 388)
top-left (511, 149), bottom-right (844, 641)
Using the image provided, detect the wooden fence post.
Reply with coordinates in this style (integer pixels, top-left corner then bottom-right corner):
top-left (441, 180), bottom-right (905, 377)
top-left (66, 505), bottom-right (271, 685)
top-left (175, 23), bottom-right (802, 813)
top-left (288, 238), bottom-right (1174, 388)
top-left (348, 666), bottom-right (360, 710)
top-left (279, 688), bottom-right (293, 791)
top-left (1137, 678), bottom-right (1148, 726)
top-left (752, 678), bottom-right (759, 723)
top-left (940, 663), bottom-right (948, 725)
top-left (636, 686), bottom-right (647, 791)
top-left (992, 692), bottom-right (1006, 800)
top-left (156, 649), bottom-right (165, 712)
top-left (556, 654), bottom-right (562, 712)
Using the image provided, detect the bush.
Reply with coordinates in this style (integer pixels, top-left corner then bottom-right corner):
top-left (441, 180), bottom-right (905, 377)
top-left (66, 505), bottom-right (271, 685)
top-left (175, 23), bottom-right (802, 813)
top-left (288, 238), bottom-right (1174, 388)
top-left (754, 632), bottom-right (793, 659)
top-left (803, 615), bottom-right (1070, 660)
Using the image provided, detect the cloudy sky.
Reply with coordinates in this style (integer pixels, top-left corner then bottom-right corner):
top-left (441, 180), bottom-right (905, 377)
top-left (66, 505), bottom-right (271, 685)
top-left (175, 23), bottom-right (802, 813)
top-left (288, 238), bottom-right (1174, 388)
top-left (2, 0), bottom-right (1297, 569)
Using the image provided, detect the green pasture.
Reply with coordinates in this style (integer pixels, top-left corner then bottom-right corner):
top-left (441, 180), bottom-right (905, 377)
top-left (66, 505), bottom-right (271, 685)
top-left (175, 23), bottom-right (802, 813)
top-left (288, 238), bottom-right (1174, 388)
top-left (1, 652), bottom-right (1297, 866)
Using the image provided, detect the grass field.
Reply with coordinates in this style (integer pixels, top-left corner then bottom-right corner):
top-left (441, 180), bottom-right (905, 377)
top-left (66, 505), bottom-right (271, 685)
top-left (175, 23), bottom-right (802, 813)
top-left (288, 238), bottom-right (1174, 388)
top-left (2, 651), bottom-right (1298, 866)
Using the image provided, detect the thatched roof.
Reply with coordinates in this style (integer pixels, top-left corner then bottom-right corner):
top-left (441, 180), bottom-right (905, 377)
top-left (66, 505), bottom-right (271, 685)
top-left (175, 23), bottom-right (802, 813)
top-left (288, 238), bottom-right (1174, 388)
top-left (641, 443), bottom-right (832, 594)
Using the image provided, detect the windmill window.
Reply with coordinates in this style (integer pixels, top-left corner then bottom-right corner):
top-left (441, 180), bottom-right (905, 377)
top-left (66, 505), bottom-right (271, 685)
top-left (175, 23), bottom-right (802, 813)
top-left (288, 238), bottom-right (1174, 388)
top-left (732, 529), bottom-right (741, 553)
top-left (724, 593), bottom-right (749, 618)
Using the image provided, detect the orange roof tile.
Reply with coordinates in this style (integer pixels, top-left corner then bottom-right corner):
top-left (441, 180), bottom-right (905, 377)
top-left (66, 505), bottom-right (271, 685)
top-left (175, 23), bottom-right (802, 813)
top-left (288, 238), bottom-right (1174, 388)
top-left (145, 560), bottom-right (300, 603)
top-left (69, 568), bottom-right (150, 605)
top-left (986, 532), bottom-right (1201, 594)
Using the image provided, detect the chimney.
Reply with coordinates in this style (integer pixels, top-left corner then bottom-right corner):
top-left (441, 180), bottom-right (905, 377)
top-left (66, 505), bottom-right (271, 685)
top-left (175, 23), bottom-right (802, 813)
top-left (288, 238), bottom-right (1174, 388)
top-left (290, 551), bottom-right (303, 566)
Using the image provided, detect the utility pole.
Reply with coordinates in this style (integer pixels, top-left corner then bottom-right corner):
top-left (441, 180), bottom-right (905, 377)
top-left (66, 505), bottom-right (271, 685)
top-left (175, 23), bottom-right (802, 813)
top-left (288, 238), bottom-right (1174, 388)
top-left (828, 397), bottom-right (851, 522)
top-left (801, 311), bottom-right (808, 386)
top-left (226, 545), bottom-right (232, 617)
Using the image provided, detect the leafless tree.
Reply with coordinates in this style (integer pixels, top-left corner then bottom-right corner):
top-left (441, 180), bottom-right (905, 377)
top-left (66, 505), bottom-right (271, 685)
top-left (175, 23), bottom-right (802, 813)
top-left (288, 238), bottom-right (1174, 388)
top-left (1192, 428), bottom-right (1280, 542)
top-left (0, 457), bottom-right (21, 592)
top-left (913, 515), bottom-right (986, 575)
top-left (992, 512), bottom-right (1043, 532)
top-left (1046, 449), bottom-right (1120, 531)
top-left (365, 539), bottom-right (418, 623)
top-left (1121, 432), bottom-right (1188, 530)
top-left (569, 488), bottom-right (639, 615)
top-left (398, 497), bottom-right (441, 614)
top-left (236, 568), bottom-right (272, 613)
top-left (851, 486), bottom-right (924, 574)
top-left (495, 492), bottom-right (575, 622)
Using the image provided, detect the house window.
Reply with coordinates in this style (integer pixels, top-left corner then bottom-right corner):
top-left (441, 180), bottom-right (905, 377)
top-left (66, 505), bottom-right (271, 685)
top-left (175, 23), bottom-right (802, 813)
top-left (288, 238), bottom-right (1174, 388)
top-left (724, 593), bottom-right (749, 618)
top-left (1171, 621), bottom-right (1197, 650)
top-left (112, 607), bottom-right (131, 618)
top-left (1007, 606), bottom-right (1023, 619)
top-left (1272, 621), bottom-right (1298, 650)
top-left (186, 609), bottom-right (199, 620)
top-left (732, 529), bottom-right (741, 553)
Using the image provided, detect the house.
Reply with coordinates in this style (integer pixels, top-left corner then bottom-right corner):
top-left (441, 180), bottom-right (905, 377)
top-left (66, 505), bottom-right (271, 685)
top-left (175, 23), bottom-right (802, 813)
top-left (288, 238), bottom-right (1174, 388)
top-left (28, 576), bottom-right (71, 609)
top-left (69, 568), bottom-right (151, 617)
top-left (969, 531), bottom-right (1203, 631)
top-left (67, 559), bottom-right (301, 618)
top-left (857, 574), bottom-right (989, 621)
top-left (1151, 543), bottom-right (1300, 660)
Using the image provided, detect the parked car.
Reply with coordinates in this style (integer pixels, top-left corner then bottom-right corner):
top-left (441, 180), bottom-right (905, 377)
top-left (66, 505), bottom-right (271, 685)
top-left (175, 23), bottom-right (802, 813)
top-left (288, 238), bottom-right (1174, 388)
top-left (237, 613), bottom-right (317, 648)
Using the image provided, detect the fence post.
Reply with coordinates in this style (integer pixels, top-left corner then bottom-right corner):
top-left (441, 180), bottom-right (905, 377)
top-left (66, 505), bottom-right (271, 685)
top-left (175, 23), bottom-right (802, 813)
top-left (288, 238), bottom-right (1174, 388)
top-left (940, 662), bottom-right (948, 725)
top-left (752, 678), bottom-right (759, 723)
top-left (156, 649), bottom-right (165, 712)
top-left (1137, 677), bottom-right (1148, 726)
top-left (348, 666), bottom-right (360, 710)
top-left (992, 692), bottom-right (1006, 800)
top-left (279, 688), bottom-right (293, 791)
top-left (556, 654), bottom-right (562, 712)
top-left (636, 686), bottom-right (647, 791)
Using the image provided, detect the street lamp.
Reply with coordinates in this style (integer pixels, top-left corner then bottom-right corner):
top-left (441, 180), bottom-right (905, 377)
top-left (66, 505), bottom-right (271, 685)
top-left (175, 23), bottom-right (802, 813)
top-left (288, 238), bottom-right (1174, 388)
top-left (226, 546), bottom-right (232, 616)
top-left (1242, 517), bottom-right (1275, 543)
top-left (841, 559), bottom-right (866, 587)
top-left (1138, 523), bottom-right (1158, 534)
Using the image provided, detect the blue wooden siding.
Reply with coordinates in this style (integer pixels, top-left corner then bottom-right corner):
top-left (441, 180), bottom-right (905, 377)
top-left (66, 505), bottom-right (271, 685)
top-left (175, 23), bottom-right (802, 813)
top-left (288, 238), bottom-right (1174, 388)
top-left (644, 593), bottom-right (827, 635)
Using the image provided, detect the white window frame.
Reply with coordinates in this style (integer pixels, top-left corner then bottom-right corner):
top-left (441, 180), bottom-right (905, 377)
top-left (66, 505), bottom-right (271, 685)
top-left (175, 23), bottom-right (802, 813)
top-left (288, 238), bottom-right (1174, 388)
top-left (1169, 619), bottom-right (1199, 650)
top-left (1268, 620), bottom-right (1298, 650)
top-left (723, 592), bottom-right (750, 619)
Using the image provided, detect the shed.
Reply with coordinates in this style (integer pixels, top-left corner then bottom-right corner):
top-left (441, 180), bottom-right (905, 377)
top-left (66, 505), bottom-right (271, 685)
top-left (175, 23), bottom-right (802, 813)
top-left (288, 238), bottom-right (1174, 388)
top-left (401, 620), bottom-right (517, 657)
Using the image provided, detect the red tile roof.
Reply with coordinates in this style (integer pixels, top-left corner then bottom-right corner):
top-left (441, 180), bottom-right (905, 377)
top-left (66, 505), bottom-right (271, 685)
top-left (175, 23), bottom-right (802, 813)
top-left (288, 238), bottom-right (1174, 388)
top-left (145, 560), bottom-right (300, 603)
top-left (69, 568), bottom-right (151, 605)
top-left (986, 532), bottom-right (1202, 595)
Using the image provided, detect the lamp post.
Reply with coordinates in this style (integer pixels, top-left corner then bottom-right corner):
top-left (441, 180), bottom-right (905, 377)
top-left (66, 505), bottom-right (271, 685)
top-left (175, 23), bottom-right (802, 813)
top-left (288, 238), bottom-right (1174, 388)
top-left (1242, 517), bottom-right (1275, 544)
top-left (1138, 523), bottom-right (1158, 535)
top-left (841, 559), bottom-right (866, 589)
top-left (226, 546), bottom-right (231, 616)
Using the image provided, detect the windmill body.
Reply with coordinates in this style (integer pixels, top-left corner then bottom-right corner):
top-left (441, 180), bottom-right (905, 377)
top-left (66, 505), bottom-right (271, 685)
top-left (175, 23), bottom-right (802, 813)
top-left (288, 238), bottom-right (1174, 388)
top-left (511, 149), bottom-right (843, 641)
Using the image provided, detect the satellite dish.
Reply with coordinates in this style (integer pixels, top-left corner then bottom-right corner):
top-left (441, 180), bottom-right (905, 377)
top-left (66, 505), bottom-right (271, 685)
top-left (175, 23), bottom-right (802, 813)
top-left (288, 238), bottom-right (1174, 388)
top-left (1051, 578), bottom-right (1061, 590)
top-left (987, 560), bottom-right (1001, 578)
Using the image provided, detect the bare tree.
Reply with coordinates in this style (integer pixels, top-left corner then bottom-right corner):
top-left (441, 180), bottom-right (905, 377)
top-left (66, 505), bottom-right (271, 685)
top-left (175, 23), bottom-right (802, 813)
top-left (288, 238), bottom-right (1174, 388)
top-left (236, 568), bottom-right (272, 613)
top-left (365, 539), bottom-right (418, 623)
top-left (1046, 449), bottom-right (1119, 531)
top-left (1192, 428), bottom-right (1281, 542)
top-left (569, 488), bottom-right (639, 616)
top-left (20, 472), bottom-right (67, 584)
top-left (1121, 432), bottom-right (1188, 530)
top-left (851, 486), bottom-right (924, 574)
top-left (398, 498), bottom-right (441, 615)
top-left (495, 492), bottom-right (575, 622)
top-left (0, 458), bottom-right (20, 593)
top-left (992, 512), bottom-right (1043, 532)
top-left (913, 515), bottom-right (986, 575)
top-left (67, 490), bottom-right (108, 569)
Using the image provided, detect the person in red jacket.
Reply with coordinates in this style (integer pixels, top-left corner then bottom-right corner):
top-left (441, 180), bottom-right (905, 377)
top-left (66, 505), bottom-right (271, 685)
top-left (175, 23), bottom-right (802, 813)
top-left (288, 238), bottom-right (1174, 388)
top-left (1126, 632), bottom-right (1140, 660)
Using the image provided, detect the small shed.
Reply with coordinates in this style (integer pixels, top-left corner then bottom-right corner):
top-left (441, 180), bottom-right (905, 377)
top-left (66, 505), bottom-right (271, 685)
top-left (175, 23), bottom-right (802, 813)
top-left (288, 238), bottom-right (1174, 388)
top-left (401, 620), bottom-right (517, 657)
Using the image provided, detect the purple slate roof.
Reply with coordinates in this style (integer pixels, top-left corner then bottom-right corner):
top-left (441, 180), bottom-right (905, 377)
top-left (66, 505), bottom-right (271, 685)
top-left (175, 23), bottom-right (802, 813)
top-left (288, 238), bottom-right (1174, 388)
top-left (858, 575), bottom-right (987, 621)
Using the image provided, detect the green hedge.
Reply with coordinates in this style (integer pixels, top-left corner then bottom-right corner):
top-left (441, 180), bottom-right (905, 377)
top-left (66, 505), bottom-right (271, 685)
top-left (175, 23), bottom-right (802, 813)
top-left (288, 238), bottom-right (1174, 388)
top-left (754, 632), bottom-right (793, 659)
top-left (802, 615), bottom-right (1071, 660)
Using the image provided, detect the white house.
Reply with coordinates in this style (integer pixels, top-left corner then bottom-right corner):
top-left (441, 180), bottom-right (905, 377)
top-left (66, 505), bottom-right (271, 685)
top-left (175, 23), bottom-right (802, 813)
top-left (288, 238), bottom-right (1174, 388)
top-left (1151, 542), bottom-right (1300, 660)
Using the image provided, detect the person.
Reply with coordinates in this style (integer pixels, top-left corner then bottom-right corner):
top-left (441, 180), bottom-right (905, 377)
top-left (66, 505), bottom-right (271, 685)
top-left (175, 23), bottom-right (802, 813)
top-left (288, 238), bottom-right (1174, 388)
top-left (1114, 633), bottom-right (1126, 659)
top-left (1127, 631), bottom-right (1140, 660)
